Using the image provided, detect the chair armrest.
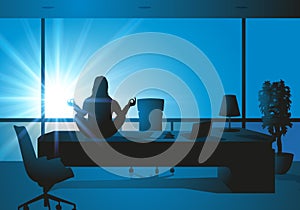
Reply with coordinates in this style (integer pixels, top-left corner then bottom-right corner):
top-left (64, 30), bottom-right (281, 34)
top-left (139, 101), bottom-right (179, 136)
top-left (33, 157), bottom-right (74, 181)
top-left (47, 157), bottom-right (67, 168)
top-left (47, 157), bottom-right (74, 177)
top-left (35, 156), bottom-right (48, 165)
top-left (36, 156), bottom-right (69, 171)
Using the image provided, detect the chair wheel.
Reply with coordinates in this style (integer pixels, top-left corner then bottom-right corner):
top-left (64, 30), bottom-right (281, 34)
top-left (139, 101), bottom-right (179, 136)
top-left (23, 205), bottom-right (29, 210)
top-left (56, 204), bottom-right (62, 210)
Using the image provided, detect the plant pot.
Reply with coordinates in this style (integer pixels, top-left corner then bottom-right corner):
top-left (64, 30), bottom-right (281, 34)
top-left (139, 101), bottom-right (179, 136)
top-left (275, 153), bottom-right (294, 174)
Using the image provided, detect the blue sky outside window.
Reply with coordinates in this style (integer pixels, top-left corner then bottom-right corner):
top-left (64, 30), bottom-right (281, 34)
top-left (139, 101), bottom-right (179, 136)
top-left (247, 18), bottom-right (300, 118)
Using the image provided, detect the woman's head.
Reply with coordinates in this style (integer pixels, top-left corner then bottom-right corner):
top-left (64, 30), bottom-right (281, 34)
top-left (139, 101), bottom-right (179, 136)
top-left (93, 76), bottom-right (109, 97)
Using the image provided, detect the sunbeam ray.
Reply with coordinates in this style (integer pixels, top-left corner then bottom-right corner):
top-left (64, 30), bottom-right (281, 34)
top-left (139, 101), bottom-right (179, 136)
top-left (0, 34), bottom-right (40, 83)
top-left (66, 19), bottom-right (93, 77)
top-left (21, 19), bottom-right (40, 66)
top-left (0, 19), bottom-right (41, 118)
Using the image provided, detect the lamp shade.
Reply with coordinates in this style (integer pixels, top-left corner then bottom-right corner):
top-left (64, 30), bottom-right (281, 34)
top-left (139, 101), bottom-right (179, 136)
top-left (219, 95), bottom-right (240, 117)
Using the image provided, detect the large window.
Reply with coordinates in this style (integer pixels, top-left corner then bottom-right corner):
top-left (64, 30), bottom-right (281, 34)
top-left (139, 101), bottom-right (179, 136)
top-left (2, 18), bottom-right (299, 119)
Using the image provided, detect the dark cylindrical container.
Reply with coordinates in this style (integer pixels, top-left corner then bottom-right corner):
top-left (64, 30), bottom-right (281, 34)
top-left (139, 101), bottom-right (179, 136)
top-left (137, 98), bottom-right (164, 131)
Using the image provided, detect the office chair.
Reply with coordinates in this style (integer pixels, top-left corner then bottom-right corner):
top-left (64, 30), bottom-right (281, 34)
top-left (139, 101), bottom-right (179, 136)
top-left (14, 126), bottom-right (76, 210)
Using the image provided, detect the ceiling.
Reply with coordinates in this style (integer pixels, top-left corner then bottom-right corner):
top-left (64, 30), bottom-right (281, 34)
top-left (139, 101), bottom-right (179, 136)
top-left (0, 0), bottom-right (299, 18)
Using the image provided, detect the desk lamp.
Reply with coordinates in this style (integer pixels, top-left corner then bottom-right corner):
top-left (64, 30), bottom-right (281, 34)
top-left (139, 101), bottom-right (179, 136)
top-left (219, 95), bottom-right (240, 132)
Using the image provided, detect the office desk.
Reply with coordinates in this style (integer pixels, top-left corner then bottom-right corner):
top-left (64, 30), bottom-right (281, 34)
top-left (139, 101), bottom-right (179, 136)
top-left (38, 129), bottom-right (274, 193)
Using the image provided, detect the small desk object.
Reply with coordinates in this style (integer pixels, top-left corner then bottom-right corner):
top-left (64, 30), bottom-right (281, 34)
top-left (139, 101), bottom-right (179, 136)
top-left (38, 128), bottom-right (274, 193)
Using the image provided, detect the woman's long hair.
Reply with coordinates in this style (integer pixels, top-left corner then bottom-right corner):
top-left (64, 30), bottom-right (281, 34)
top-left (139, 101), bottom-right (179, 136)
top-left (93, 76), bottom-right (111, 100)
top-left (94, 76), bottom-right (113, 131)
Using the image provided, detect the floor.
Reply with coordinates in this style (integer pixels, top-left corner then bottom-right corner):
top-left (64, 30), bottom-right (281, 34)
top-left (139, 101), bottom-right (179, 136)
top-left (1, 162), bottom-right (300, 210)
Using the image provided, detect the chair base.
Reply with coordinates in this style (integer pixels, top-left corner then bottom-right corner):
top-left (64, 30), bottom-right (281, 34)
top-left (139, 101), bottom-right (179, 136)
top-left (18, 193), bottom-right (76, 210)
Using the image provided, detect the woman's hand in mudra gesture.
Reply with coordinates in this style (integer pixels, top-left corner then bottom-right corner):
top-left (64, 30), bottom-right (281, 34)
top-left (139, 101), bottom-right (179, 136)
top-left (129, 97), bottom-right (136, 107)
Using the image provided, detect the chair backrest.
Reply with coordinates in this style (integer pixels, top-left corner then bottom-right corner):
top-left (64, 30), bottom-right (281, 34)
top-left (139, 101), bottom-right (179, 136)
top-left (13, 125), bottom-right (38, 181)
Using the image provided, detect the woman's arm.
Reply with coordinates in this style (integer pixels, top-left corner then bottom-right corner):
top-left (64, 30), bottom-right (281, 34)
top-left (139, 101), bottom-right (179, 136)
top-left (111, 100), bottom-right (123, 116)
top-left (74, 101), bottom-right (88, 117)
top-left (112, 98), bottom-right (136, 129)
top-left (112, 97), bottom-right (136, 117)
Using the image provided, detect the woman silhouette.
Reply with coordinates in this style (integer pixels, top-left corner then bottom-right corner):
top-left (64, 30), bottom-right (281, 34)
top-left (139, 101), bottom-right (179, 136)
top-left (73, 76), bottom-right (136, 138)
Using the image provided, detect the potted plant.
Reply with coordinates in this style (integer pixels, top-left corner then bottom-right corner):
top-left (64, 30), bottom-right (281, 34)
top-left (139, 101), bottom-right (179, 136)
top-left (258, 80), bottom-right (293, 174)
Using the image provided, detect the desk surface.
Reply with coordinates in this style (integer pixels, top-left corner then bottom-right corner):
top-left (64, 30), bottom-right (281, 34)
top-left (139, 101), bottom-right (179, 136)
top-left (38, 128), bottom-right (273, 143)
